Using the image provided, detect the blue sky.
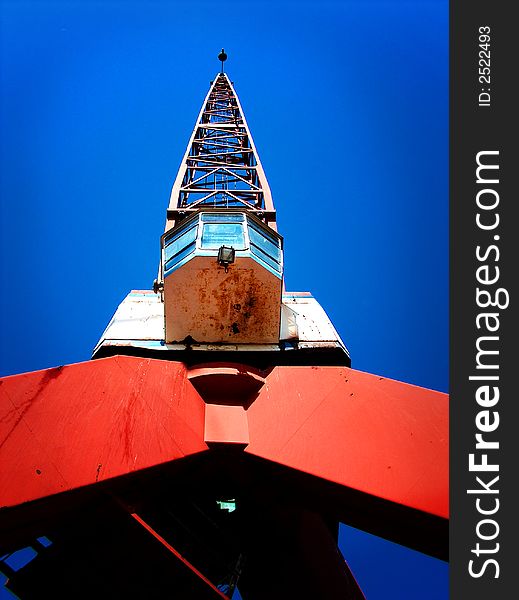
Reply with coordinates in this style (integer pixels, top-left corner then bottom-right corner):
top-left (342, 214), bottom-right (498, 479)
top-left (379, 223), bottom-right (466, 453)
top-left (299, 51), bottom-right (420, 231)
top-left (0, 1), bottom-right (448, 597)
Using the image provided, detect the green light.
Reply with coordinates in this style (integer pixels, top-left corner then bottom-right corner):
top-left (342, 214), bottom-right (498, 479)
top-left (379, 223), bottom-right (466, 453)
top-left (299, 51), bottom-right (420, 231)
top-left (216, 499), bottom-right (236, 513)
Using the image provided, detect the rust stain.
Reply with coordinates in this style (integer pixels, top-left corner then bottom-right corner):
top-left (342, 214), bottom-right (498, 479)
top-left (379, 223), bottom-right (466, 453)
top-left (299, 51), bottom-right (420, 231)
top-left (165, 256), bottom-right (281, 343)
top-left (0, 366), bottom-right (64, 450)
top-left (113, 359), bottom-right (150, 465)
top-left (214, 269), bottom-right (266, 338)
top-left (199, 268), bottom-right (264, 337)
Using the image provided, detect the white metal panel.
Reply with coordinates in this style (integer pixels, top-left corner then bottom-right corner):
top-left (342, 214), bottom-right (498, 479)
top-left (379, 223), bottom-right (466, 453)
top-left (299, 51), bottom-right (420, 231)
top-left (283, 295), bottom-right (345, 344)
top-left (93, 290), bottom-right (348, 357)
top-left (98, 291), bottom-right (164, 342)
top-left (280, 303), bottom-right (298, 340)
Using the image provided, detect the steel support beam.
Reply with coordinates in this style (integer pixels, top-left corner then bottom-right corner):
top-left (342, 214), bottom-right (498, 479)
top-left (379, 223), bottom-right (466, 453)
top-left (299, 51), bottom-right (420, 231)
top-left (0, 356), bottom-right (448, 595)
top-left (0, 356), bottom-right (447, 523)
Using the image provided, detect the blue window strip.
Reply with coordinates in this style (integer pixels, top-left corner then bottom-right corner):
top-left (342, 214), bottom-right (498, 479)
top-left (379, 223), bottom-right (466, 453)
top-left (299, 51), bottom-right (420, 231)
top-left (163, 218), bottom-right (198, 245)
top-left (248, 226), bottom-right (281, 264)
top-left (247, 219), bottom-right (279, 245)
top-left (250, 251), bottom-right (283, 278)
top-left (164, 225), bottom-right (198, 262)
top-left (201, 213), bottom-right (244, 223)
top-left (201, 223), bottom-right (245, 249)
top-left (164, 241), bottom-right (196, 272)
top-left (251, 243), bottom-right (282, 273)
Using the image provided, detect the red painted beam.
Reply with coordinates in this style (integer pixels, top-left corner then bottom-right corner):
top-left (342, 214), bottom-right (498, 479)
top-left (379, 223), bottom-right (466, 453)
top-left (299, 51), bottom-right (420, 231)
top-left (0, 356), bottom-right (208, 509)
top-left (130, 511), bottom-right (230, 599)
top-left (0, 358), bottom-right (448, 524)
top-left (245, 366), bottom-right (448, 519)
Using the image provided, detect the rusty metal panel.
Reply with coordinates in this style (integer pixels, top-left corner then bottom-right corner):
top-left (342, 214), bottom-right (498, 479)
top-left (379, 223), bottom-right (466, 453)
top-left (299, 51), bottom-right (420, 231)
top-left (164, 256), bottom-right (282, 344)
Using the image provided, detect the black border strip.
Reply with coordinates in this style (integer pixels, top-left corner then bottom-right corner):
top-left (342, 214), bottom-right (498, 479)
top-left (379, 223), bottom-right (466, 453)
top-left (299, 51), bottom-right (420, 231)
top-left (450, 1), bottom-right (516, 597)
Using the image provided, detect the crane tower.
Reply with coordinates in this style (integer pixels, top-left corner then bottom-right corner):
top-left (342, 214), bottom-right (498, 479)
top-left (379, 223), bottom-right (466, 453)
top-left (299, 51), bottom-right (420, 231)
top-left (0, 54), bottom-right (448, 599)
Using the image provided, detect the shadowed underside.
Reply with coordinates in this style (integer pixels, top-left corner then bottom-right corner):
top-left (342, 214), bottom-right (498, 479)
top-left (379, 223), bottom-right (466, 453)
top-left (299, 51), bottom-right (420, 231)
top-left (0, 356), bottom-right (447, 598)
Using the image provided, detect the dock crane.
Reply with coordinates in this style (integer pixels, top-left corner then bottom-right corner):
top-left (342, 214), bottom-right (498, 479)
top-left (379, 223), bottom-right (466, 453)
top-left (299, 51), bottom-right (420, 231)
top-left (0, 53), bottom-right (448, 599)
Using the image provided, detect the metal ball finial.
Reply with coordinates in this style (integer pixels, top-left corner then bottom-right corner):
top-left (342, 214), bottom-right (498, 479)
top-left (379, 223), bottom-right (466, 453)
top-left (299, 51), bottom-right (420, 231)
top-left (218, 48), bottom-right (227, 72)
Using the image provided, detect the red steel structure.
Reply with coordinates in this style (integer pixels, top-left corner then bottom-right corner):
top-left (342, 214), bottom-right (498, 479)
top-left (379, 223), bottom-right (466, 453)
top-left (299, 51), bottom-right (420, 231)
top-left (0, 56), bottom-right (448, 598)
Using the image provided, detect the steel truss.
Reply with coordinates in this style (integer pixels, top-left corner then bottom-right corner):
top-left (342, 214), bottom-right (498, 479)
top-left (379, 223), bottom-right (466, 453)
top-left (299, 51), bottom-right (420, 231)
top-left (166, 73), bottom-right (276, 231)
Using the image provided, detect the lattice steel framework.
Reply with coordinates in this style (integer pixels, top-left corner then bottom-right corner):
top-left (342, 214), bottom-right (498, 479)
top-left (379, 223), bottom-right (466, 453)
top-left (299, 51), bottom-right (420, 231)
top-left (0, 62), bottom-right (449, 600)
top-left (165, 73), bottom-right (275, 232)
